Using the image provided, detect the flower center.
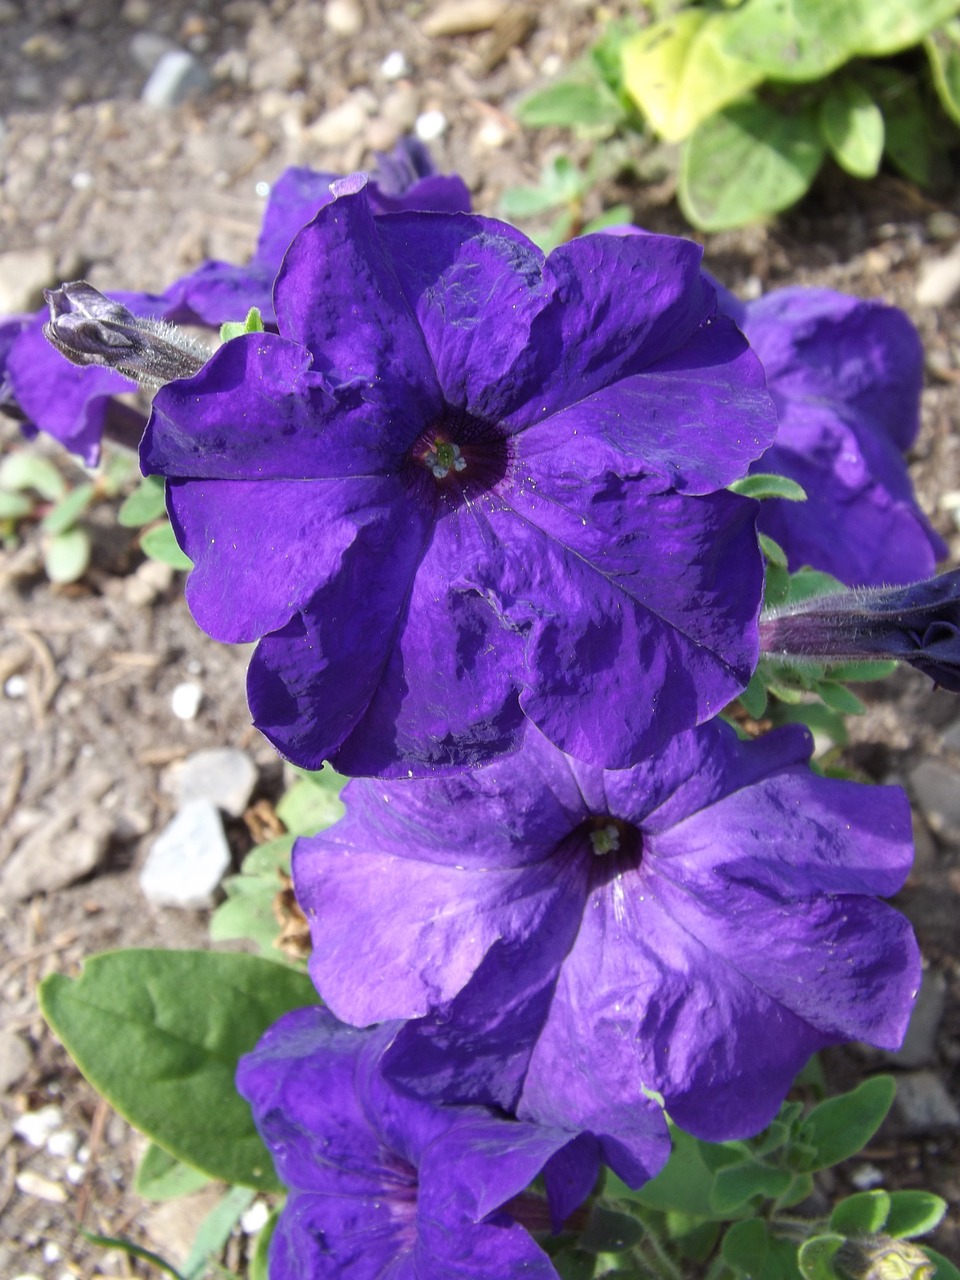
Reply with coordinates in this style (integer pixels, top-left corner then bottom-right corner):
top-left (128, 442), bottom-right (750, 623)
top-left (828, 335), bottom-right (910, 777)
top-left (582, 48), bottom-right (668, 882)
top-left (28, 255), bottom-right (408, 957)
top-left (424, 440), bottom-right (467, 479)
top-left (590, 823), bottom-right (621, 856)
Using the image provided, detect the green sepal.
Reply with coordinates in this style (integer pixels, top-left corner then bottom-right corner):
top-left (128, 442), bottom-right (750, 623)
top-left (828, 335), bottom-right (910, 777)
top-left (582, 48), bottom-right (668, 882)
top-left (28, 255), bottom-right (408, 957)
top-left (250, 1208), bottom-right (280, 1280)
top-left (830, 1189), bottom-right (891, 1235)
top-left (220, 307), bottom-right (265, 342)
top-left (797, 1233), bottom-right (845, 1280)
top-left (924, 1248), bottom-right (960, 1280)
top-left (759, 533), bottom-right (789, 568)
top-left (729, 473), bottom-right (808, 502)
top-left (885, 1189), bottom-right (948, 1239)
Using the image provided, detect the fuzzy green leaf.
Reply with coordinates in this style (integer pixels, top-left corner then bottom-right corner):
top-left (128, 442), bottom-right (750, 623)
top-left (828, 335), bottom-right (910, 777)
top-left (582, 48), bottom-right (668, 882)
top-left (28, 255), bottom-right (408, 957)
top-left (140, 520), bottom-right (193, 569)
top-left (885, 1190), bottom-right (948, 1239)
top-left (729, 473), bottom-right (808, 502)
top-left (43, 527), bottom-right (91, 583)
top-left (830, 1189), bottom-right (891, 1235)
top-left (819, 77), bottom-right (885, 178)
top-left (798, 1234), bottom-right (845, 1280)
top-left (41, 481), bottom-right (96, 535)
top-left (220, 307), bottom-right (265, 343)
top-left (0, 452), bottom-right (66, 500)
top-left (118, 474), bottom-right (167, 527)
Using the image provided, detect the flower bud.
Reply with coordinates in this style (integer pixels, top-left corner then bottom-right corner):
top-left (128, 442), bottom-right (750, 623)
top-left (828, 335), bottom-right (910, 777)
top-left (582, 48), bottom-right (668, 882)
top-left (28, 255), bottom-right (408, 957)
top-left (835, 1235), bottom-right (936, 1280)
top-left (759, 570), bottom-right (960, 692)
top-left (43, 281), bottom-right (209, 389)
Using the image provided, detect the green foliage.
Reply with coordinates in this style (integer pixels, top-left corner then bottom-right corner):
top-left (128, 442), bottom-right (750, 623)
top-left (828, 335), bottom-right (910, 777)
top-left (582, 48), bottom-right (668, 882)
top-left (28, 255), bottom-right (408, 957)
top-left (141, 519), bottom-right (193, 569)
top-left (728, 474), bottom-right (807, 503)
top-left (135, 1142), bottom-right (214, 1202)
top-left (220, 307), bottom-right (266, 343)
top-left (118, 473), bottom-right (167, 527)
top-left (501, 154), bottom-right (633, 252)
top-left (39, 949), bottom-right (316, 1190)
top-left (514, 0), bottom-right (960, 230)
top-left (209, 835), bottom-right (296, 961)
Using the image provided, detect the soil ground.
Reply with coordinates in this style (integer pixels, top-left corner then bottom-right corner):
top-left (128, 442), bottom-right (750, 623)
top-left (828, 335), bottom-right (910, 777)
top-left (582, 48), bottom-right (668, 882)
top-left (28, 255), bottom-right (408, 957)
top-left (1, 1), bottom-right (959, 1275)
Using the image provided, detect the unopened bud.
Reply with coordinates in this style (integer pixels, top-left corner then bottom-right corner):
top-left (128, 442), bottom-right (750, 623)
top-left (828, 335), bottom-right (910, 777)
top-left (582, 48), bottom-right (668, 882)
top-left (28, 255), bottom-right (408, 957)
top-left (835, 1235), bottom-right (935, 1280)
top-left (43, 281), bottom-right (209, 390)
top-left (759, 570), bottom-right (960, 692)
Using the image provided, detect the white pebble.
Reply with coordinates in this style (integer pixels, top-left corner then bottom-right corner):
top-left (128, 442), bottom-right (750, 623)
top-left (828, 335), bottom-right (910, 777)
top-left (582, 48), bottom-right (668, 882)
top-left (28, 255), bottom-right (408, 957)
top-left (255, 179), bottom-right (270, 198)
top-left (325, 0), bottom-right (363, 35)
top-left (42, 1243), bottom-right (62, 1263)
top-left (380, 50), bottom-right (409, 80)
top-left (4, 674), bottom-right (27, 699)
top-left (14, 1105), bottom-right (64, 1146)
top-left (241, 1199), bottom-right (270, 1234)
top-left (71, 171), bottom-right (93, 190)
top-left (47, 1128), bottom-right (78, 1159)
top-left (171, 681), bottom-right (202, 720)
top-left (850, 1162), bottom-right (884, 1190)
top-left (415, 109), bottom-right (447, 142)
top-left (66, 1163), bottom-right (85, 1184)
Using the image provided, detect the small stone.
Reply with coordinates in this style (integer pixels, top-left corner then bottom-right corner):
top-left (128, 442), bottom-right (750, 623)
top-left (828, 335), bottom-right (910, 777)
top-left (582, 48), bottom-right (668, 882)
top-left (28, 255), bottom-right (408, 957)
top-left (121, 0), bottom-right (152, 23)
top-left (422, 0), bottom-right (506, 37)
top-left (415, 109), bottom-right (448, 142)
top-left (14, 1106), bottom-right (63, 1147)
top-left (171, 681), bottom-right (202, 720)
top-left (0, 806), bottom-right (113, 902)
top-left (42, 1243), bottom-right (62, 1264)
top-left (140, 799), bottom-right (232, 909)
top-left (66, 1164), bottom-right (85, 1185)
top-left (124, 558), bottom-right (174, 607)
top-left (849, 1162), bottom-right (884, 1190)
top-left (241, 1200), bottom-right (270, 1233)
top-left (15, 1171), bottom-right (67, 1204)
top-left (249, 44), bottom-right (304, 92)
top-left (165, 747), bottom-right (258, 818)
top-left (4, 675), bottom-right (27, 699)
top-left (309, 94), bottom-right (371, 147)
top-left (0, 1031), bottom-right (31, 1093)
top-left (380, 50), bottom-right (409, 80)
top-left (892, 1071), bottom-right (960, 1133)
top-left (916, 243), bottom-right (960, 308)
top-left (884, 969), bottom-right (947, 1068)
top-left (909, 758), bottom-right (960, 845)
top-left (141, 49), bottom-right (212, 108)
top-left (325, 0), bottom-right (363, 36)
top-left (47, 1129), bottom-right (78, 1160)
top-left (927, 210), bottom-right (960, 241)
top-left (130, 31), bottom-right (180, 73)
top-left (0, 247), bottom-right (56, 314)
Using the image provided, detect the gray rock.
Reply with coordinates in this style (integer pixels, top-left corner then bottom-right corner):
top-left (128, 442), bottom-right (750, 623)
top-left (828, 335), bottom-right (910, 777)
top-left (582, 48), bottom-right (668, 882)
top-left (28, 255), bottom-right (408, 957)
top-left (130, 31), bottom-right (180, 74)
top-left (141, 49), bottom-right (212, 108)
top-left (0, 1030), bottom-right (31, 1093)
top-left (165, 747), bottom-right (258, 819)
top-left (140, 799), bottom-right (231, 909)
top-left (0, 806), bottom-right (113, 902)
top-left (892, 1071), bottom-right (960, 1133)
top-left (884, 969), bottom-right (947, 1068)
top-left (0, 247), bottom-right (56, 314)
top-left (308, 93), bottom-right (372, 147)
top-left (908, 758), bottom-right (960, 846)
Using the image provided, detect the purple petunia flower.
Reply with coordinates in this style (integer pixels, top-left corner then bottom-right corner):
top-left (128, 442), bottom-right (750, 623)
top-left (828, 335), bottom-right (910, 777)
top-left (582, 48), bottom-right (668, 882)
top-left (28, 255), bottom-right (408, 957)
top-left (721, 285), bottom-right (946, 587)
top-left (165, 138), bottom-right (471, 327)
top-left (293, 719), bottom-right (920, 1173)
top-left (141, 178), bottom-right (778, 777)
top-left (236, 1005), bottom-right (612, 1279)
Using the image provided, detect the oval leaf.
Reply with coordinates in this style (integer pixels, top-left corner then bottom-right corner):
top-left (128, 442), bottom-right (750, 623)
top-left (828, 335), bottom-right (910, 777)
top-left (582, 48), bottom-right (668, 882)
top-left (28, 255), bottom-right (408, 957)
top-left (797, 1076), bottom-right (896, 1172)
top-left (798, 1234), bottom-right (845, 1280)
top-left (621, 10), bottom-right (763, 142)
top-left (140, 520), bottom-right (193, 569)
top-left (830, 1189), bottom-right (891, 1235)
top-left (680, 100), bottom-right (825, 231)
top-left (819, 78), bottom-right (885, 178)
top-left (41, 481), bottom-right (97, 536)
top-left (722, 1218), bottom-right (770, 1272)
top-left (118, 474), bottom-right (167, 528)
top-left (886, 1190), bottom-right (948, 1239)
top-left (39, 949), bottom-right (317, 1190)
top-left (43, 527), bottom-right (91, 584)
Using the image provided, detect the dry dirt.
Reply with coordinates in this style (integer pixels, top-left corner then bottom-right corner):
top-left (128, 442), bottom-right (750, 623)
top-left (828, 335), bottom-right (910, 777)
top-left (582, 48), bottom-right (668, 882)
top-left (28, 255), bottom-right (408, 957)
top-left (1, 1), bottom-right (959, 1276)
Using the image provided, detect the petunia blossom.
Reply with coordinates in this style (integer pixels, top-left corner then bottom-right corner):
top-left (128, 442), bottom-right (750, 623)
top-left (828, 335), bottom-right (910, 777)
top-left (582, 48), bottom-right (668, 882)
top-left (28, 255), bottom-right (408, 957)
top-left (141, 178), bottom-right (778, 777)
top-left (293, 719), bottom-right (920, 1172)
top-left (236, 1004), bottom-right (616, 1279)
top-left (721, 285), bottom-right (946, 586)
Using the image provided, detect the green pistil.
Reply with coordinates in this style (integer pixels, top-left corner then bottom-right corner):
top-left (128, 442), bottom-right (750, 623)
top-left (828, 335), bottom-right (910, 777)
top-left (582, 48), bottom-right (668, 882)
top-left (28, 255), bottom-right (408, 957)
top-left (424, 441), bottom-right (467, 479)
top-left (590, 823), bottom-right (621, 856)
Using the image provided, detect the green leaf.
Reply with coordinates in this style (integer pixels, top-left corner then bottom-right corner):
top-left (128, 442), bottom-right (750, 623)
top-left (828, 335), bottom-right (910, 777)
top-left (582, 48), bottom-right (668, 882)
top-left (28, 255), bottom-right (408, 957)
top-left (926, 23), bottom-right (960, 127)
top-left (516, 73), bottom-right (627, 132)
top-left (41, 481), bottom-right (96, 535)
top-left (140, 520), bottom-right (193, 569)
top-left (118, 474), bottom-right (167, 527)
top-left (729, 473), bottom-right (807, 502)
top-left (619, 1126), bottom-right (719, 1218)
top-left (864, 66), bottom-right (950, 188)
top-left (209, 892), bottom-right (287, 959)
top-left (721, 0), bottom-right (960, 83)
top-left (250, 1209), bottom-right (280, 1280)
top-left (738, 669), bottom-right (769, 718)
top-left (722, 1218), bottom-right (770, 1273)
top-left (276, 776), bottom-right (345, 836)
top-left (778, 1172), bottom-right (816, 1209)
top-left (710, 1160), bottom-right (794, 1214)
top-left (500, 156), bottom-right (586, 220)
top-left (80, 1229), bottom-right (184, 1280)
top-left (759, 533), bottom-right (789, 569)
top-left (822, 659), bottom-right (897, 682)
top-left (134, 1142), bottom-right (213, 1201)
top-left (885, 1189), bottom-right (948, 1239)
top-left (578, 1204), bottom-right (644, 1253)
top-left (830, 1189), bottom-right (891, 1235)
top-left (819, 78), bottom-right (885, 178)
top-left (697, 1138), bottom-right (752, 1174)
top-left (240, 835), bottom-right (295, 876)
top-left (0, 452), bottom-right (66, 500)
top-left (0, 490), bottom-right (34, 520)
top-left (816, 681), bottom-right (866, 715)
top-left (925, 1248), bottom-right (960, 1280)
top-left (182, 1184), bottom-right (256, 1280)
top-left (43, 527), bottom-right (91, 583)
top-left (797, 1233), bottom-right (845, 1280)
top-left (39, 949), bottom-right (317, 1190)
top-left (220, 307), bottom-right (266, 343)
top-left (621, 10), bottom-right (764, 142)
top-left (797, 1075), bottom-right (896, 1171)
top-left (580, 204), bottom-right (634, 234)
top-left (680, 99), bottom-right (825, 231)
